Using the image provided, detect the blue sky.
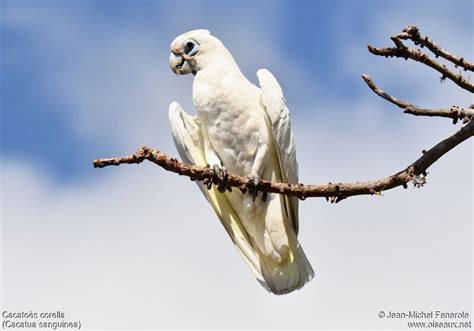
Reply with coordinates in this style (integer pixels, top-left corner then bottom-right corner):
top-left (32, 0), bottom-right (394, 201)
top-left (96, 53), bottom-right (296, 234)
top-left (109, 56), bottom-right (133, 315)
top-left (1, 0), bottom-right (472, 329)
top-left (2, 0), bottom-right (471, 182)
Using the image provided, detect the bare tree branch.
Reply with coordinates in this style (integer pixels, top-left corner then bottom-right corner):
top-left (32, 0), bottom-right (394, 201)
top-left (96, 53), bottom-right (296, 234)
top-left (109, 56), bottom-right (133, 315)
top-left (362, 74), bottom-right (474, 124)
top-left (93, 119), bottom-right (473, 203)
top-left (93, 25), bottom-right (474, 204)
top-left (367, 38), bottom-right (474, 93)
top-left (395, 26), bottom-right (474, 72)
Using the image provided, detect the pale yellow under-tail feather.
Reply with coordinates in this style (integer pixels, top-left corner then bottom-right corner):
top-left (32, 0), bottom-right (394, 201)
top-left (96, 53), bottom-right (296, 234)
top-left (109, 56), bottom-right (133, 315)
top-left (169, 102), bottom-right (313, 294)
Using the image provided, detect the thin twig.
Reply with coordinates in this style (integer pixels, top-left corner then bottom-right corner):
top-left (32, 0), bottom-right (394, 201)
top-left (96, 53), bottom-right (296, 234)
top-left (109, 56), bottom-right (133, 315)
top-left (362, 74), bottom-right (474, 124)
top-left (396, 26), bottom-right (474, 72)
top-left (367, 40), bottom-right (474, 93)
top-left (93, 120), bottom-right (473, 203)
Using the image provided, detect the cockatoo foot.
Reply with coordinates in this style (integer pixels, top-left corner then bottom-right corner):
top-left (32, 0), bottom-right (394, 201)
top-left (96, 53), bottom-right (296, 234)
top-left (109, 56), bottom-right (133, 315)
top-left (247, 175), bottom-right (261, 202)
top-left (213, 164), bottom-right (232, 193)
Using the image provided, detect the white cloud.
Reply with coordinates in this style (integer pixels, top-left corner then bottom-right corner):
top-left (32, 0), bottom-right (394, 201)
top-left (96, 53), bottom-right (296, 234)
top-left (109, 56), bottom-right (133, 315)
top-left (1, 120), bottom-right (471, 329)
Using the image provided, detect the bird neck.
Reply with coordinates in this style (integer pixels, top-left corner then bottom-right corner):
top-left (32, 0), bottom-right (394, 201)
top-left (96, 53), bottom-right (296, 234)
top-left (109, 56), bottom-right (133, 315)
top-left (196, 47), bottom-right (241, 73)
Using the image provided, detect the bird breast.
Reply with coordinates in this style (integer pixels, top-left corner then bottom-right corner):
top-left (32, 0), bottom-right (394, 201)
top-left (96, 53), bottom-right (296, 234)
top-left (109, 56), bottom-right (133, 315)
top-left (193, 69), bottom-right (269, 175)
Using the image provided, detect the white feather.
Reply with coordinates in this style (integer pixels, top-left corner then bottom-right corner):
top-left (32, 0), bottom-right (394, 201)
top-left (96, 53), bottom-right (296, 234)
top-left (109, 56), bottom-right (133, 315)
top-left (169, 102), bottom-right (267, 286)
top-left (168, 31), bottom-right (314, 294)
top-left (257, 69), bottom-right (300, 234)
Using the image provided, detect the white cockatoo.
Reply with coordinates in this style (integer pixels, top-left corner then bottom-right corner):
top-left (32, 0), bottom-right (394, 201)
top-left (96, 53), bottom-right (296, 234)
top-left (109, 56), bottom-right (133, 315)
top-left (168, 30), bottom-right (314, 294)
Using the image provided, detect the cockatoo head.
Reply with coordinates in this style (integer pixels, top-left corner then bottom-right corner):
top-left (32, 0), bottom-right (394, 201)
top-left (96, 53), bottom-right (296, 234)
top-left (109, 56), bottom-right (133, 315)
top-left (169, 29), bottom-right (229, 75)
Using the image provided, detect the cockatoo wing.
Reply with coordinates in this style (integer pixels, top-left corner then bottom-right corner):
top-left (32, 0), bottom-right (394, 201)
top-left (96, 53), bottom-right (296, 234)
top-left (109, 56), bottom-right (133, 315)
top-left (168, 102), bottom-right (204, 166)
top-left (168, 102), bottom-right (269, 289)
top-left (257, 69), bottom-right (300, 234)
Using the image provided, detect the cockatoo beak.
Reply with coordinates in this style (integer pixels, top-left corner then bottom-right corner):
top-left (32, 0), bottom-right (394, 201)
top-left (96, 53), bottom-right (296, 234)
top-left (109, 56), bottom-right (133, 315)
top-left (169, 52), bottom-right (194, 75)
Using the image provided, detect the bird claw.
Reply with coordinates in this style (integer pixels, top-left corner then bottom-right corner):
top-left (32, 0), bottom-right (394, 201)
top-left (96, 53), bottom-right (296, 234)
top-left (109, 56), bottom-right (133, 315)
top-left (203, 177), bottom-right (212, 190)
top-left (212, 164), bottom-right (231, 193)
top-left (247, 175), bottom-right (261, 202)
top-left (326, 195), bottom-right (346, 204)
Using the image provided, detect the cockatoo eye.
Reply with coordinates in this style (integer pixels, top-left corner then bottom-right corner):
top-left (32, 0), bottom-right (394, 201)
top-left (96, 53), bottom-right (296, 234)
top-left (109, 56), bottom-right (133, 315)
top-left (183, 39), bottom-right (199, 56)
